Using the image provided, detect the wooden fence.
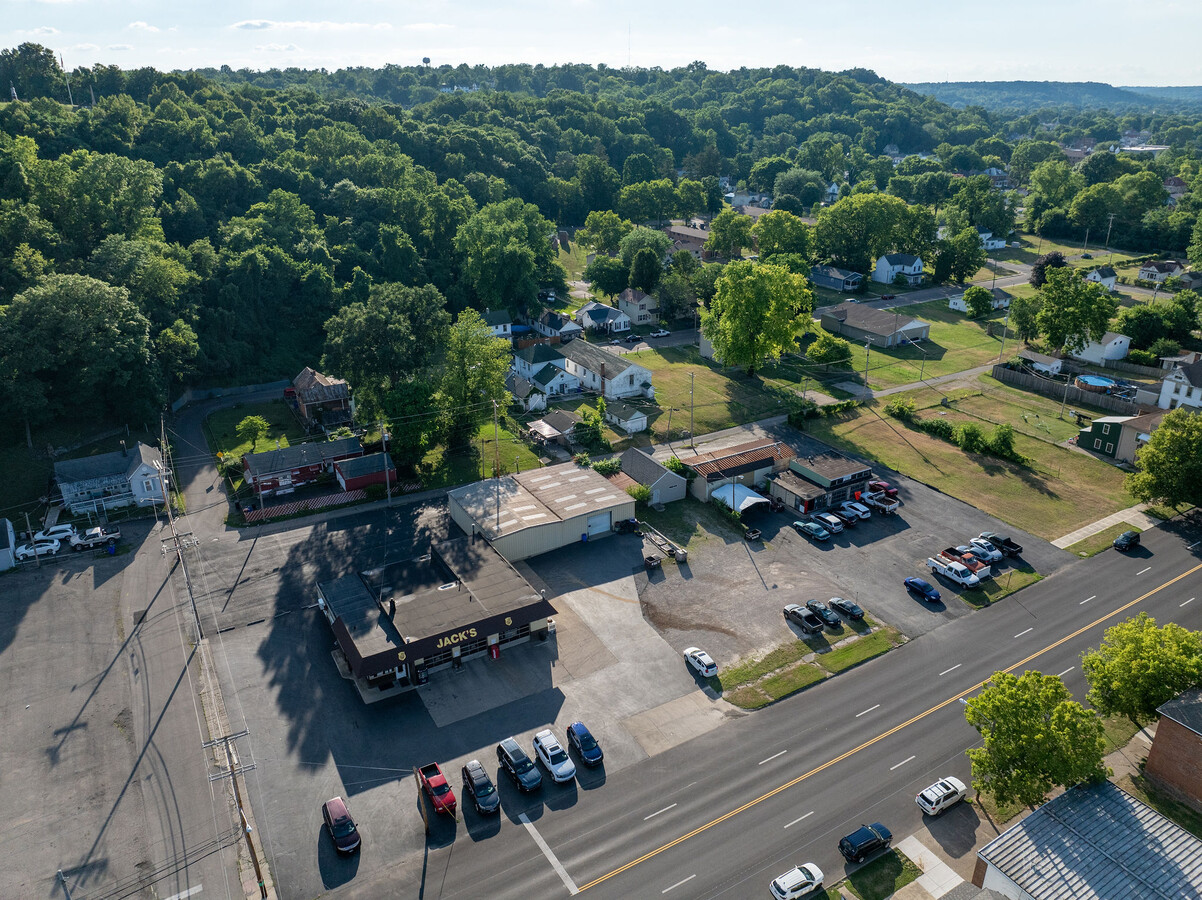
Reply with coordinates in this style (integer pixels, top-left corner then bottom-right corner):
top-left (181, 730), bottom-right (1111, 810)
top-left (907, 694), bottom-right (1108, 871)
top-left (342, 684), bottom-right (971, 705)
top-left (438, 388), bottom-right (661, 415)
top-left (989, 365), bottom-right (1148, 415)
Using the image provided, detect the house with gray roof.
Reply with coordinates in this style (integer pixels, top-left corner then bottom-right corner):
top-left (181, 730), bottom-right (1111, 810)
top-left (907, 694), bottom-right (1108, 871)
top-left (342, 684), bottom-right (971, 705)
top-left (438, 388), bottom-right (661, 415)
top-left (1146, 688), bottom-right (1202, 806)
top-left (557, 341), bottom-right (655, 401)
top-left (54, 441), bottom-right (167, 515)
top-left (483, 308), bottom-right (513, 339)
top-left (619, 448), bottom-right (686, 504)
top-left (819, 301), bottom-right (931, 348)
top-left (1085, 266), bottom-right (1117, 292)
top-left (974, 780), bottom-right (1202, 899)
top-left (872, 253), bottom-right (924, 285)
top-left (532, 309), bottom-right (582, 341)
top-left (616, 288), bottom-right (659, 327)
top-left (810, 265), bottom-right (863, 292)
top-left (1159, 358), bottom-right (1202, 410)
top-left (512, 343), bottom-right (566, 380)
top-left (575, 300), bottom-right (632, 333)
top-left (1072, 331), bottom-right (1130, 366)
top-left (506, 372), bottom-right (546, 412)
top-left (603, 399), bottom-right (649, 434)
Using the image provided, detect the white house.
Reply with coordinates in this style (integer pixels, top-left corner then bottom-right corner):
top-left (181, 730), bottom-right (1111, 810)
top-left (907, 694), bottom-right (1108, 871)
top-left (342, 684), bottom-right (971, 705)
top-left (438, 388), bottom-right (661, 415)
top-left (54, 442), bottom-right (167, 515)
top-left (824, 182), bottom-right (841, 204)
top-left (575, 300), bottom-right (632, 333)
top-left (506, 372), bottom-right (546, 413)
top-left (872, 253), bottom-right (923, 285)
top-left (1139, 260), bottom-right (1185, 283)
top-left (977, 228), bottom-right (1008, 251)
top-left (512, 344), bottom-right (566, 380)
top-left (1085, 266), bottom-right (1118, 292)
top-left (557, 341), bottom-right (655, 401)
top-left (1158, 360), bottom-right (1202, 410)
top-left (1073, 331), bottom-right (1131, 365)
top-left (616, 288), bottom-right (660, 327)
top-left (603, 399), bottom-right (649, 434)
top-left (482, 309), bottom-right (512, 339)
top-left (532, 310), bottom-right (583, 341)
top-left (948, 287), bottom-right (1011, 313)
top-left (1018, 349), bottom-right (1063, 377)
top-left (529, 362), bottom-right (580, 398)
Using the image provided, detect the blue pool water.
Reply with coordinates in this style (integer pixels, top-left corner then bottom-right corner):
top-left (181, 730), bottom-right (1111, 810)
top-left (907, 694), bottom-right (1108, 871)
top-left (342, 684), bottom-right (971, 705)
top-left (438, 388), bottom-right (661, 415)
top-left (1077, 375), bottom-right (1115, 387)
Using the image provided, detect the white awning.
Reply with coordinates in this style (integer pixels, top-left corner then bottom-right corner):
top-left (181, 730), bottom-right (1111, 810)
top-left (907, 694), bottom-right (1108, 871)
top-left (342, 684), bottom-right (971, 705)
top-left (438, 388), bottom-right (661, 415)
top-left (711, 483), bottom-right (771, 513)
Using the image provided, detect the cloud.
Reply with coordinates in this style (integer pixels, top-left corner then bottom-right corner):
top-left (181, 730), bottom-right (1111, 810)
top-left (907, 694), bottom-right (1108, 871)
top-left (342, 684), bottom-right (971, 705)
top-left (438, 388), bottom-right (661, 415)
top-left (404, 22), bottom-right (453, 32)
top-left (71, 43), bottom-right (99, 51)
top-left (128, 21), bottom-right (159, 32)
top-left (233, 20), bottom-right (274, 30)
top-left (106, 44), bottom-right (133, 51)
top-left (231, 19), bottom-right (393, 32)
top-left (22, 26), bottom-right (60, 35)
top-left (254, 43), bottom-right (300, 52)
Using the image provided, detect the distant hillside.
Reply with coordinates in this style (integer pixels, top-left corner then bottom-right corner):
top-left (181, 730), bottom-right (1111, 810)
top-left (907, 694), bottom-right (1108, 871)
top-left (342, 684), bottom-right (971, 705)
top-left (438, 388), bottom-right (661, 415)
top-left (904, 80), bottom-right (1198, 112)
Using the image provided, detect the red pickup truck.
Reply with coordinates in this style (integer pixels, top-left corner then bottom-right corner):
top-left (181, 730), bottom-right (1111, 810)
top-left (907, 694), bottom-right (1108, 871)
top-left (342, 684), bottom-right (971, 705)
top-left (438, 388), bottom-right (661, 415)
top-left (418, 762), bottom-right (457, 816)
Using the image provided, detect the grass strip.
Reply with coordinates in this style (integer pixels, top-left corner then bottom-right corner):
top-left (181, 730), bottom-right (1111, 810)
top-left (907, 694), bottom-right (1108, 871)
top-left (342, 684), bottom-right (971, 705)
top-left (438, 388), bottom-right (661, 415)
top-left (1065, 523), bottom-right (1141, 559)
top-left (716, 641), bottom-right (810, 691)
top-left (816, 629), bottom-right (904, 674)
top-left (762, 663), bottom-right (827, 701)
top-left (841, 850), bottom-right (922, 900)
top-left (969, 568), bottom-right (1044, 607)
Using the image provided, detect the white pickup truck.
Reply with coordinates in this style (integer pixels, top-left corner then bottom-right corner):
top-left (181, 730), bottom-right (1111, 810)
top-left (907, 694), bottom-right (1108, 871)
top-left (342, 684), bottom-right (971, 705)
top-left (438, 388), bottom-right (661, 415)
top-left (70, 526), bottom-right (122, 551)
top-left (926, 556), bottom-right (981, 589)
top-left (862, 490), bottom-right (899, 515)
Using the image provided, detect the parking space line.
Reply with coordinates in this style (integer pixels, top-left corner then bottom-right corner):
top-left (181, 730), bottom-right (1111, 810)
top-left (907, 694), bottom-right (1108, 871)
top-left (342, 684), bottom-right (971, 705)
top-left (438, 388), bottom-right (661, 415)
top-left (1137, 567), bottom-right (1151, 575)
top-left (1182, 598), bottom-right (1195, 607)
top-left (1057, 666), bottom-right (1074, 678)
top-left (855, 704), bottom-right (880, 717)
top-left (163, 887), bottom-right (203, 900)
top-left (938, 664), bottom-right (961, 676)
top-left (784, 811), bottom-right (814, 829)
top-left (759, 751), bottom-right (787, 765)
top-left (890, 755), bottom-right (916, 771)
top-left (1014, 627), bottom-right (1033, 638)
top-left (520, 813), bottom-right (579, 895)
top-left (645, 804), bottom-right (677, 821)
top-left (1081, 595), bottom-right (1096, 605)
top-left (662, 874), bottom-right (696, 893)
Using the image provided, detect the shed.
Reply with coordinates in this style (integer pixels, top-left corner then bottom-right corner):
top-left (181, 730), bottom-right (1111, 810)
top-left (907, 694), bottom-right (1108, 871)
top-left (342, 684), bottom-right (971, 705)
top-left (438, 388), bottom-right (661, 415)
top-left (819, 302), bottom-right (930, 349)
top-left (1018, 349), bottom-right (1062, 377)
top-left (618, 448), bottom-right (686, 504)
top-left (334, 452), bottom-right (396, 491)
top-left (603, 399), bottom-right (649, 434)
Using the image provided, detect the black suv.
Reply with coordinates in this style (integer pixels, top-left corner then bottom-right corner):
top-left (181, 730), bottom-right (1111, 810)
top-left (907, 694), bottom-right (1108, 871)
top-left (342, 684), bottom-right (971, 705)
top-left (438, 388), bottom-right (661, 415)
top-left (839, 822), bottom-right (892, 863)
top-left (1113, 530), bottom-right (1141, 551)
top-left (461, 759), bottom-right (501, 814)
top-left (497, 737), bottom-right (543, 792)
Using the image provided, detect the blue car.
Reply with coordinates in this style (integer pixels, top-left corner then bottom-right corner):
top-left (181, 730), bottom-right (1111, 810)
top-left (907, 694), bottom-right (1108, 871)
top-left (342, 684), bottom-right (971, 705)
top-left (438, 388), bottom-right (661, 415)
top-left (905, 577), bottom-right (941, 603)
top-left (566, 721), bottom-right (604, 766)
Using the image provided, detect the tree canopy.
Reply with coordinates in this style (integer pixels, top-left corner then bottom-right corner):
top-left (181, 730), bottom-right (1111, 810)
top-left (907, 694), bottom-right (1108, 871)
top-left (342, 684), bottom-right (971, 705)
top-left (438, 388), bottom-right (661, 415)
top-left (1127, 406), bottom-right (1202, 509)
top-left (700, 261), bottom-right (813, 376)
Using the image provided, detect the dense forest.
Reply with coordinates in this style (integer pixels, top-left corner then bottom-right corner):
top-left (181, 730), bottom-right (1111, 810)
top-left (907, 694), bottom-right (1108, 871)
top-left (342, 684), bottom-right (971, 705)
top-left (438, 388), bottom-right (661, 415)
top-left (905, 81), bottom-right (1202, 113)
top-left (1, 41), bottom-right (1201, 452)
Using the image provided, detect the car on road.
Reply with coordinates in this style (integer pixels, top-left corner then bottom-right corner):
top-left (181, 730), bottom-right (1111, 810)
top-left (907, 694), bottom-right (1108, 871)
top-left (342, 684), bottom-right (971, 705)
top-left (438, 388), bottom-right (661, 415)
top-left (770, 863), bottom-right (825, 899)
top-left (810, 512), bottom-right (844, 534)
top-left (566, 722), bottom-right (604, 766)
top-left (34, 524), bottom-right (77, 543)
top-left (684, 647), bottom-right (718, 677)
top-left (829, 597), bottom-right (864, 620)
top-left (978, 531), bottom-right (1022, 556)
top-left (868, 480), bottom-right (898, 498)
top-left (321, 796), bottom-right (362, 854)
top-left (880, 294), bottom-right (896, 300)
top-left (461, 759), bottom-right (501, 814)
top-left (609, 338), bottom-right (622, 345)
top-left (805, 599), bottom-right (842, 628)
top-left (649, 328), bottom-right (671, 338)
top-left (784, 604), bottom-right (824, 634)
top-left (497, 737), bottom-right (543, 792)
top-left (1114, 530), bottom-right (1141, 551)
top-left (16, 539), bottom-right (61, 561)
top-left (904, 576), bottom-right (942, 603)
top-left (624, 333), bottom-right (642, 343)
top-left (839, 822), bottom-right (892, 863)
top-left (792, 520), bottom-right (831, 542)
top-left (838, 501), bottom-right (872, 520)
top-left (830, 509), bottom-right (859, 528)
top-left (916, 776), bottom-right (968, 816)
top-left (968, 537), bottom-right (1003, 563)
top-left (533, 729), bottom-right (577, 783)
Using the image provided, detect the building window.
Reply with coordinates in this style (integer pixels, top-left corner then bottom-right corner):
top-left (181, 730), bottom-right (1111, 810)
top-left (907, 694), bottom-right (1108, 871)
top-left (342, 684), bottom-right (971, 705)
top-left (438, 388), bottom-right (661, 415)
top-left (1093, 439), bottom-right (1102, 449)
top-left (143, 478), bottom-right (157, 493)
top-left (1102, 424), bottom-right (1111, 435)
top-left (1105, 443), bottom-right (1114, 454)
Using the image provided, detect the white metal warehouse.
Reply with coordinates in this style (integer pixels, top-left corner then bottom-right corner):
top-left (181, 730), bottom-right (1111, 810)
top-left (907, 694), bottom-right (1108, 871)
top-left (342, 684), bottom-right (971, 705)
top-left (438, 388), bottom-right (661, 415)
top-left (447, 461), bottom-right (636, 560)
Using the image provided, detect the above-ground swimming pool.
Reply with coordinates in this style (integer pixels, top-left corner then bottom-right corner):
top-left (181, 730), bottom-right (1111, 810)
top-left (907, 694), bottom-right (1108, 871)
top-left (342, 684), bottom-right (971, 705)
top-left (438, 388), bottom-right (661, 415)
top-left (1075, 374), bottom-right (1117, 392)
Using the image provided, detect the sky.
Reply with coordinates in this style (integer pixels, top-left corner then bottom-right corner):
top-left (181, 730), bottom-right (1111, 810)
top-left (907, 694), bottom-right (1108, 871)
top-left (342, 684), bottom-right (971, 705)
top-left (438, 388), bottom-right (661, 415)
top-left (6, 0), bottom-right (1202, 87)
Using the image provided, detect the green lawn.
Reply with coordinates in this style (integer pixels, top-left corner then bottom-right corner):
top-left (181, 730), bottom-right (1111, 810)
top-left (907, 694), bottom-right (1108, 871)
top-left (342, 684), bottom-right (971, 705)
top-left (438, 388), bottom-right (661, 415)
top-left (638, 497), bottom-right (746, 551)
top-left (205, 399), bottom-right (305, 461)
top-left (761, 663), bottom-right (828, 701)
top-left (970, 568), bottom-right (1043, 607)
top-left (1065, 523), bottom-right (1141, 558)
top-left (816, 628), bottom-right (904, 673)
top-left (842, 850), bottom-right (922, 900)
top-left (418, 422), bottom-right (544, 489)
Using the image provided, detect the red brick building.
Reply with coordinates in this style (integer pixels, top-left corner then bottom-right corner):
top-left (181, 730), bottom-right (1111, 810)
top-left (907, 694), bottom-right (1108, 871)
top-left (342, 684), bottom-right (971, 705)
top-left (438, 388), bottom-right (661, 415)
top-left (1145, 688), bottom-right (1202, 807)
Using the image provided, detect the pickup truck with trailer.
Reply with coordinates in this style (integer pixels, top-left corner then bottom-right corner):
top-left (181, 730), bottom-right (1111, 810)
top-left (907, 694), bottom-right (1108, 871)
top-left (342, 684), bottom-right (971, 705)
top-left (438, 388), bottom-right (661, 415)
top-left (926, 557), bottom-right (982, 589)
top-left (862, 491), bottom-right (899, 515)
top-left (978, 531), bottom-right (1022, 557)
top-left (70, 526), bottom-right (122, 551)
top-left (417, 762), bottom-right (457, 816)
top-left (937, 547), bottom-right (991, 577)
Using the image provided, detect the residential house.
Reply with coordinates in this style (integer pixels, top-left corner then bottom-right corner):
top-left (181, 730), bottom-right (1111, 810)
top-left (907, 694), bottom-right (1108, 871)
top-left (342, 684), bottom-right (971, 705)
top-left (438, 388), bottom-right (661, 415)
top-left (532, 310), bottom-right (583, 342)
top-left (736, 204), bottom-right (771, 221)
top-left (1017, 349), bottom-right (1062, 377)
top-left (616, 288), bottom-right (659, 327)
top-left (575, 300), bottom-right (632, 333)
top-left (872, 253), bottom-right (924, 285)
top-left (1085, 266), bottom-right (1117, 291)
top-left (1078, 415), bottom-right (1132, 459)
top-left (557, 340), bottom-right (655, 401)
top-left (769, 451), bottom-right (872, 514)
top-left (1160, 349), bottom-right (1202, 370)
top-left (482, 309), bottom-right (513, 340)
top-left (54, 442), bottom-right (166, 515)
top-left (291, 367), bottom-right (354, 431)
top-left (1072, 331), bottom-right (1131, 365)
top-left (529, 361), bottom-right (580, 399)
top-left (982, 166), bottom-right (1010, 189)
top-left (1139, 260), bottom-right (1185, 283)
top-left (526, 409), bottom-right (580, 449)
top-left (819, 301), bottom-right (931, 348)
top-left (511, 344), bottom-right (566, 380)
top-left (603, 399), bottom-right (648, 434)
top-left (506, 372), bottom-right (546, 413)
top-left (0, 518), bottom-right (17, 571)
top-left (241, 436), bottom-right (363, 497)
top-left (1145, 688), bottom-right (1202, 807)
top-left (1180, 271), bottom-right (1202, 291)
top-left (809, 265), bottom-right (863, 293)
top-left (1158, 359), bottom-right (1202, 410)
top-left (619, 448), bottom-right (686, 504)
top-left (334, 452), bottom-right (396, 492)
top-left (882, 143), bottom-right (902, 161)
top-left (1164, 176), bottom-right (1188, 203)
top-left (823, 182), bottom-right (841, 204)
top-left (1114, 410), bottom-right (1165, 464)
top-left (972, 780), bottom-right (1202, 899)
top-left (677, 439), bottom-right (795, 502)
top-left (664, 225), bottom-right (717, 261)
top-left (977, 228), bottom-right (1007, 251)
top-left (948, 287), bottom-right (1010, 313)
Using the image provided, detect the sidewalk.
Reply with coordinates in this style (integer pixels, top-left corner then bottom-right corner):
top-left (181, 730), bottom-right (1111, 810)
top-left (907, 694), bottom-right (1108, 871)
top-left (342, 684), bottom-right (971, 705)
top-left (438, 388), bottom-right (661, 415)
top-left (1051, 503), bottom-right (1159, 549)
top-left (835, 363), bottom-right (998, 401)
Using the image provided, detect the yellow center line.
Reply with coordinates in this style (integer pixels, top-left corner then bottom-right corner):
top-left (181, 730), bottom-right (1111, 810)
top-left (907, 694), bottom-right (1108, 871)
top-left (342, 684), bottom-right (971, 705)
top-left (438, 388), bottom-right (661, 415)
top-left (577, 561), bottom-right (1202, 892)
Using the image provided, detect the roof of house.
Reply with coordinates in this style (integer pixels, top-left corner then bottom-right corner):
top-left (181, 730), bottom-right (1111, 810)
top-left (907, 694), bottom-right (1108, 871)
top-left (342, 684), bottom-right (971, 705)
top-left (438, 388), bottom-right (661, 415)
top-left (243, 436), bottom-right (362, 474)
top-left (1121, 410), bottom-right (1166, 432)
top-left (1019, 349), bottom-right (1060, 366)
top-left (881, 253), bottom-right (920, 267)
top-left (293, 367), bottom-right (350, 403)
top-left (1176, 359), bottom-right (1202, 388)
top-left (665, 225), bottom-right (711, 241)
top-left (54, 442), bottom-right (163, 485)
top-left (482, 309), bottom-right (512, 327)
top-left (977, 780), bottom-right (1202, 900)
top-left (792, 450), bottom-right (870, 480)
top-left (677, 439), bottom-right (796, 480)
top-left (1164, 176), bottom-right (1188, 188)
top-left (619, 448), bottom-right (679, 486)
top-left (618, 288), bottom-right (652, 305)
top-left (582, 306), bottom-right (625, 325)
top-left (558, 339), bottom-right (638, 378)
top-left (810, 265), bottom-right (862, 281)
top-left (822, 301), bottom-right (924, 337)
top-left (1099, 331), bottom-right (1128, 344)
top-left (605, 399), bottom-right (645, 421)
top-left (540, 409), bottom-right (581, 434)
top-left (772, 469), bottom-right (826, 500)
top-left (505, 372), bottom-right (538, 400)
top-left (602, 470), bottom-right (640, 492)
top-left (532, 363), bottom-right (570, 388)
top-left (336, 452), bottom-right (395, 478)
top-left (1142, 260), bottom-right (1184, 274)
top-left (537, 310), bottom-right (580, 332)
top-left (1089, 266), bottom-right (1117, 279)
top-left (1156, 687), bottom-right (1202, 736)
top-left (514, 344), bottom-right (564, 366)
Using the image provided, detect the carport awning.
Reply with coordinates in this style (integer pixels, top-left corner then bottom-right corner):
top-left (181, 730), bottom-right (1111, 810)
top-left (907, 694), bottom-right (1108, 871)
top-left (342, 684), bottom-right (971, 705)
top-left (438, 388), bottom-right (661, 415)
top-left (711, 483), bottom-right (771, 513)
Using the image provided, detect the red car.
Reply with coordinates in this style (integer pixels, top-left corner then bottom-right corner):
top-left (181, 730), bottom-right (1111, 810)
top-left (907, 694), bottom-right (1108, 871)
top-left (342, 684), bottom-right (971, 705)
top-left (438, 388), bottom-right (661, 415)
top-left (868, 480), bottom-right (898, 498)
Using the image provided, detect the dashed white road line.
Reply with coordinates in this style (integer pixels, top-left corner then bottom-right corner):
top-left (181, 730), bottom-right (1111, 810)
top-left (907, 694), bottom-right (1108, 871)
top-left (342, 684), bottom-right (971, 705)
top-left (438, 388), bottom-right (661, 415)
top-left (784, 811), bottom-right (814, 829)
top-left (1137, 567), bottom-right (1152, 575)
top-left (520, 813), bottom-right (579, 894)
top-left (856, 704), bottom-right (880, 717)
top-left (1081, 595), bottom-right (1096, 605)
top-left (1182, 598), bottom-right (1196, 608)
top-left (890, 755), bottom-right (916, 771)
top-left (1057, 666), bottom-right (1075, 678)
top-left (645, 804), bottom-right (678, 821)
top-left (939, 664), bottom-right (961, 676)
top-left (759, 750), bottom-right (787, 765)
top-left (662, 874), bottom-right (696, 893)
top-left (1014, 627), bottom-right (1033, 638)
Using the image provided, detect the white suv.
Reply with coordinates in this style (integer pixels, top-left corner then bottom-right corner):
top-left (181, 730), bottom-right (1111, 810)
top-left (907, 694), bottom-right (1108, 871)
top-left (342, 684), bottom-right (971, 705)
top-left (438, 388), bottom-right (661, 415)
top-left (532, 730), bottom-right (576, 783)
top-left (35, 524), bottom-right (77, 543)
top-left (916, 776), bottom-right (968, 816)
top-left (839, 501), bottom-right (871, 520)
top-left (770, 863), bottom-right (824, 898)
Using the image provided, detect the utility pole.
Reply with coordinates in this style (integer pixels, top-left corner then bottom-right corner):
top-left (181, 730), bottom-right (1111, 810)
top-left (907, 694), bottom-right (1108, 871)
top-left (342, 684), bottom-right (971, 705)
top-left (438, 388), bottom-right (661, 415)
top-left (1104, 213), bottom-right (1116, 263)
top-left (688, 371), bottom-right (695, 450)
top-left (380, 419), bottom-right (392, 507)
top-left (159, 414), bottom-right (201, 636)
top-left (1059, 373), bottom-right (1072, 419)
top-left (1081, 227), bottom-right (1090, 255)
top-left (863, 342), bottom-right (871, 395)
top-left (492, 400), bottom-right (501, 478)
top-left (24, 512), bottom-right (39, 568)
top-left (205, 730), bottom-right (267, 898)
top-left (998, 313), bottom-right (1010, 362)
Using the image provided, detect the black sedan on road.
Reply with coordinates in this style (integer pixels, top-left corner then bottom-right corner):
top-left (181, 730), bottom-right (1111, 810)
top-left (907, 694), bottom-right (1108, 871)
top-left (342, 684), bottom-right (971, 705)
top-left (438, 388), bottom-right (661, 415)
top-left (829, 597), bottom-right (864, 620)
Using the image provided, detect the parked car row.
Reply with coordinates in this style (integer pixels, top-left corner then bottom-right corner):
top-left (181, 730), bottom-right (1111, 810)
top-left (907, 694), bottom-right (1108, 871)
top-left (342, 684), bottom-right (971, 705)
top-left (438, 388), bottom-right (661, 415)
top-left (15, 523), bottom-right (123, 561)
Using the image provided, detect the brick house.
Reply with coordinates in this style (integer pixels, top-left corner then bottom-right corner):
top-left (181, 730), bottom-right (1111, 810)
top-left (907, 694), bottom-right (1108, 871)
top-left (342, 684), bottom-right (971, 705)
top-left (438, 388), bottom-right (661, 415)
top-left (1145, 688), bottom-right (1202, 807)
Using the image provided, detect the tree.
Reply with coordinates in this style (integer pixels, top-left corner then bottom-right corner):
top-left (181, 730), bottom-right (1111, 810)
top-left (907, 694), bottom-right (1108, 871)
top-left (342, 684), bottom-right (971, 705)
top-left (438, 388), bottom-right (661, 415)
top-left (1127, 406), bottom-right (1202, 510)
top-left (1008, 292), bottom-right (1043, 342)
top-left (700, 261), bottom-right (813, 376)
top-left (157, 318), bottom-right (201, 385)
top-left (774, 167), bottom-right (827, 209)
top-left (454, 199), bottom-right (562, 317)
top-left (618, 226), bottom-right (671, 268)
top-left (704, 208), bottom-right (754, 260)
top-left (753, 210), bottom-right (810, 260)
top-left (935, 227), bottom-right (987, 285)
top-left (963, 285), bottom-right (994, 319)
top-left (1114, 304), bottom-right (1171, 350)
top-left (584, 255), bottom-right (630, 298)
top-left (629, 247), bottom-right (662, 294)
top-left (381, 377), bottom-right (438, 468)
top-left (1082, 613), bottom-right (1202, 727)
top-left (806, 329), bottom-right (853, 370)
top-left (437, 309), bottom-right (511, 447)
top-left (655, 272), bottom-right (694, 322)
top-left (692, 263), bottom-right (723, 303)
top-left (1035, 267), bottom-right (1117, 355)
top-left (965, 670), bottom-right (1107, 809)
top-left (1029, 251), bottom-right (1068, 288)
top-left (815, 192), bottom-right (934, 275)
top-left (236, 415), bottom-right (270, 451)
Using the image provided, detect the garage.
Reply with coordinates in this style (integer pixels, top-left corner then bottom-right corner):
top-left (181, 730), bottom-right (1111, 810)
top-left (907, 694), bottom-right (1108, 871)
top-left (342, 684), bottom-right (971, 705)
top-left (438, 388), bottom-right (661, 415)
top-left (587, 512), bottom-right (611, 536)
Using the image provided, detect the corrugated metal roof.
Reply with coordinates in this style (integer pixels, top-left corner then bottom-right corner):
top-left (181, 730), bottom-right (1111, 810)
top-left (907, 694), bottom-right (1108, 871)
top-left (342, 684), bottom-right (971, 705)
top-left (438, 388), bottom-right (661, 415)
top-left (677, 439), bottom-right (795, 479)
top-left (977, 781), bottom-right (1202, 900)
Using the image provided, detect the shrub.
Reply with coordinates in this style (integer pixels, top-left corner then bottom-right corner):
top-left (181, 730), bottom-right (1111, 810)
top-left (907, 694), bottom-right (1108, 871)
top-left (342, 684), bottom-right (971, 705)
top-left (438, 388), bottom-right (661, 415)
top-left (1127, 348), bottom-right (1158, 367)
top-left (573, 452), bottom-right (592, 467)
top-left (591, 457), bottom-right (621, 476)
top-left (1149, 337), bottom-right (1180, 360)
top-left (957, 421), bottom-right (988, 453)
top-left (625, 484), bottom-right (652, 504)
top-left (821, 399), bottom-right (859, 416)
top-left (919, 416), bottom-right (957, 441)
top-left (711, 497), bottom-right (743, 527)
top-left (988, 423), bottom-right (1022, 462)
top-left (664, 455), bottom-right (686, 475)
top-left (885, 397), bottom-right (917, 421)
